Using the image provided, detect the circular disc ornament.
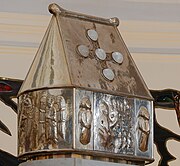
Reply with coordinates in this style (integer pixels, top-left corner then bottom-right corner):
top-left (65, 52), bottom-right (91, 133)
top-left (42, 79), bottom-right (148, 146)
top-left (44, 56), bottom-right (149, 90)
top-left (77, 45), bottom-right (89, 57)
top-left (102, 68), bottom-right (115, 81)
top-left (87, 29), bottom-right (98, 41)
top-left (95, 48), bottom-right (107, 60)
top-left (112, 52), bottom-right (123, 64)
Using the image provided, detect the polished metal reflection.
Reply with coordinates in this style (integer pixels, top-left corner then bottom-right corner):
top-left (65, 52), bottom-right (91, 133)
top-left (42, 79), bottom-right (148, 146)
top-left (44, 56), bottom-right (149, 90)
top-left (18, 3), bottom-right (153, 101)
top-left (135, 99), bottom-right (153, 158)
top-left (94, 93), bottom-right (135, 155)
top-left (18, 88), bottom-right (73, 155)
top-left (75, 89), bottom-right (93, 150)
top-left (17, 3), bottom-right (154, 162)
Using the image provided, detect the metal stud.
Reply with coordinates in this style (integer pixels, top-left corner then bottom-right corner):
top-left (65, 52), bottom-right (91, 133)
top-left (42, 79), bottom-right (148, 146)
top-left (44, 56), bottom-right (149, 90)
top-left (87, 29), bottom-right (98, 41)
top-left (77, 45), bottom-right (89, 57)
top-left (102, 68), bottom-right (115, 81)
top-left (112, 52), bottom-right (123, 64)
top-left (95, 48), bottom-right (106, 60)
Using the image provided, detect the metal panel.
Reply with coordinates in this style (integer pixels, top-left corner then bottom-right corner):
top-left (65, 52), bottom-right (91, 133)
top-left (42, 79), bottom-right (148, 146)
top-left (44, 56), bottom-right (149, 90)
top-left (94, 92), bottom-right (135, 155)
top-left (135, 99), bottom-right (153, 158)
top-left (75, 89), bottom-right (94, 150)
top-left (58, 14), bottom-right (152, 100)
top-left (18, 16), bottom-right (71, 96)
top-left (18, 88), bottom-right (73, 156)
top-left (19, 3), bottom-right (153, 100)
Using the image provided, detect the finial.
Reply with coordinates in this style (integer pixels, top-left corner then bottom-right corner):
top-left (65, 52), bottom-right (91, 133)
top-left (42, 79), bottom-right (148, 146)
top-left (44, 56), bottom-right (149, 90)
top-left (109, 17), bottom-right (120, 26)
top-left (48, 3), bottom-right (65, 15)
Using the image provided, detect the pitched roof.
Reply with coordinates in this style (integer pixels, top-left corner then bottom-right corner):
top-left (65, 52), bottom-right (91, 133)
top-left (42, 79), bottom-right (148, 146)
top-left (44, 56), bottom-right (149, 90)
top-left (19, 3), bottom-right (153, 100)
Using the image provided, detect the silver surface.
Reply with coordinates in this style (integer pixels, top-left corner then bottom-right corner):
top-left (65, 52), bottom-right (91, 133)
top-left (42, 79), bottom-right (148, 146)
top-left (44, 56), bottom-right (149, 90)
top-left (18, 4), bottom-right (153, 101)
top-left (75, 89), bottom-right (94, 150)
top-left (49, 4), bottom-right (119, 26)
top-left (135, 99), bottom-right (153, 158)
top-left (17, 3), bottom-right (153, 162)
top-left (18, 16), bottom-right (71, 96)
top-left (18, 87), bottom-right (153, 161)
top-left (18, 88), bottom-right (73, 156)
top-left (94, 93), bottom-right (135, 155)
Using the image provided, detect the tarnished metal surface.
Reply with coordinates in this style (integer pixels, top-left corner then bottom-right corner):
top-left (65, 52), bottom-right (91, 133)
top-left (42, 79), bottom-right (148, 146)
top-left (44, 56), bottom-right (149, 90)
top-left (75, 89), bottom-right (93, 150)
top-left (18, 16), bottom-right (71, 96)
top-left (18, 88), bottom-right (73, 155)
top-left (17, 3), bottom-right (153, 164)
top-left (18, 3), bottom-right (152, 101)
top-left (135, 99), bottom-right (153, 158)
top-left (94, 93), bottom-right (135, 155)
top-left (48, 3), bottom-right (119, 26)
top-left (18, 88), bottom-right (153, 160)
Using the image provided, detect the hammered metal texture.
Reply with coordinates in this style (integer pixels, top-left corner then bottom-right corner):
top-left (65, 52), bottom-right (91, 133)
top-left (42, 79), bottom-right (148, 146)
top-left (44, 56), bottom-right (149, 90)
top-left (75, 89), bottom-right (94, 150)
top-left (94, 93), bottom-right (135, 155)
top-left (135, 99), bottom-right (153, 158)
top-left (18, 88), bottom-right (73, 155)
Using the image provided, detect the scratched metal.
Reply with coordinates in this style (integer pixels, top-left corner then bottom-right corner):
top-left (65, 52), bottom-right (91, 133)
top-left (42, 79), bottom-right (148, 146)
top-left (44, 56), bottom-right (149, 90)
top-left (74, 89), bottom-right (93, 150)
top-left (17, 3), bottom-right (154, 162)
top-left (18, 3), bottom-right (153, 101)
top-left (94, 92), bottom-right (135, 155)
top-left (18, 16), bottom-right (71, 96)
top-left (135, 99), bottom-right (153, 158)
top-left (18, 88), bottom-right (73, 156)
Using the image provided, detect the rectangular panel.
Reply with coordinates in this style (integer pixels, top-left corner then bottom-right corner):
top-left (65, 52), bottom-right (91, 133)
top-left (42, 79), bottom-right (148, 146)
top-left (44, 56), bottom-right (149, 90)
top-left (94, 92), bottom-right (135, 155)
top-left (74, 89), bottom-right (94, 150)
top-left (18, 88), bottom-right (73, 156)
top-left (135, 99), bottom-right (153, 158)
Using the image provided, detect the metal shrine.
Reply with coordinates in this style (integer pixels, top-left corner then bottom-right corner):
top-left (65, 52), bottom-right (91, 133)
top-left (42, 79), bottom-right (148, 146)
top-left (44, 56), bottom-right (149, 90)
top-left (17, 3), bottom-right (154, 165)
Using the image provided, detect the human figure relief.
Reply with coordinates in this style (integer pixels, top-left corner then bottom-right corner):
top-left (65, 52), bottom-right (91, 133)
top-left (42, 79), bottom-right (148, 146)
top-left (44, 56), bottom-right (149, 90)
top-left (31, 104), bottom-right (39, 150)
top-left (137, 106), bottom-right (150, 152)
top-left (18, 95), bottom-right (28, 154)
top-left (45, 95), bottom-right (58, 149)
top-left (55, 95), bottom-right (66, 141)
top-left (98, 101), bottom-right (113, 148)
top-left (38, 92), bottom-right (47, 149)
top-left (114, 131), bottom-right (122, 153)
top-left (22, 94), bottom-right (34, 151)
top-left (78, 96), bottom-right (92, 145)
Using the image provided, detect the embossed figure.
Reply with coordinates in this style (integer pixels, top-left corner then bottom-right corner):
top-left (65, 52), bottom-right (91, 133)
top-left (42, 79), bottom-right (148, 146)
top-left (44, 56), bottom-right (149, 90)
top-left (98, 101), bottom-right (113, 148)
top-left (32, 103), bottom-right (39, 150)
top-left (114, 131), bottom-right (122, 153)
top-left (38, 92), bottom-right (47, 149)
top-left (23, 94), bottom-right (34, 150)
top-left (109, 99), bottom-right (118, 128)
top-left (45, 95), bottom-right (58, 149)
top-left (78, 96), bottom-right (92, 145)
top-left (18, 95), bottom-right (28, 154)
top-left (137, 106), bottom-right (150, 152)
top-left (55, 95), bottom-right (66, 141)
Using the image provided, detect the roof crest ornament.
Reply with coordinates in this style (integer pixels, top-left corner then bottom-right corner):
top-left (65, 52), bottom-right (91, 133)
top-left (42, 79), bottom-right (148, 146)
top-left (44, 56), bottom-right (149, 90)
top-left (48, 3), bottom-right (119, 26)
